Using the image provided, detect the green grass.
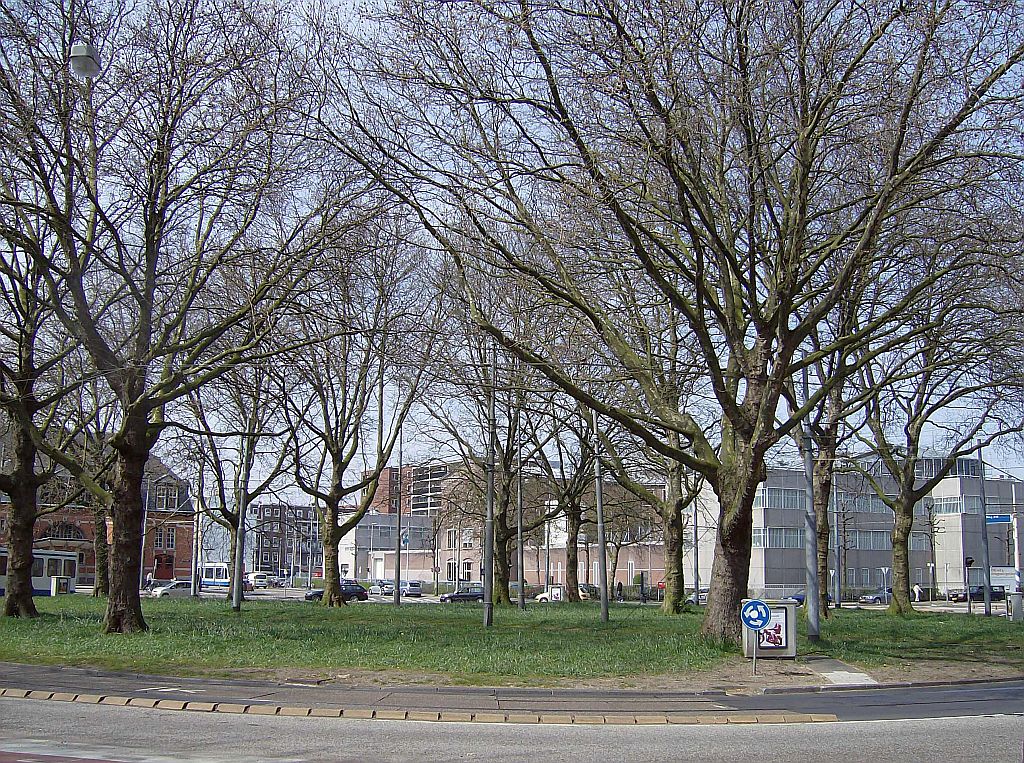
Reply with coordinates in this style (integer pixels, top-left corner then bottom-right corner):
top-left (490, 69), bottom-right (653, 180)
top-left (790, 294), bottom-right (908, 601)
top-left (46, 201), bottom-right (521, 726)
top-left (0, 596), bottom-right (1020, 684)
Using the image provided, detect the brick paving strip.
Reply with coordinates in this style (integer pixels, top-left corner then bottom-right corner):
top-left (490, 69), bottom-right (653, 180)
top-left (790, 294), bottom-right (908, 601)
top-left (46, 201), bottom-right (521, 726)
top-left (0, 687), bottom-right (838, 725)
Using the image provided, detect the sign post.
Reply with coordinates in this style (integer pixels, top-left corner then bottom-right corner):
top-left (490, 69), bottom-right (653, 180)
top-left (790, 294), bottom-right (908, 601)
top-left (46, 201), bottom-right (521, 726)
top-left (740, 599), bottom-right (771, 676)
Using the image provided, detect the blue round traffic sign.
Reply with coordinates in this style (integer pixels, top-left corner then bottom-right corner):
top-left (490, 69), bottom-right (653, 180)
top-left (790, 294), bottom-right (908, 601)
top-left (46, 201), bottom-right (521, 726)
top-left (740, 599), bottom-right (771, 631)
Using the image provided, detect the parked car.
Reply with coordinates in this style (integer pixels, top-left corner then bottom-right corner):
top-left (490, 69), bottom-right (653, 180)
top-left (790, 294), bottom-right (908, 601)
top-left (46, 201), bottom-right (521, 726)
top-left (858, 587), bottom-right (892, 604)
top-left (245, 572), bottom-right (270, 589)
top-left (685, 588), bottom-right (709, 605)
top-left (579, 583), bottom-right (600, 599)
top-left (534, 586), bottom-right (595, 602)
top-left (440, 585), bottom-right (484, 603)
top-left (305, 581), bottom-right (369, 602)
top-left (786, 591), bottom-right (833, 606)
top-left (400, 580), bottom-right (423, 597)
top-left (950, 585), bottom-right (1005, 602)
top-left (369, 579), bottom-right (394, 595)
top-left (149, 579), bottom-right (192, 598)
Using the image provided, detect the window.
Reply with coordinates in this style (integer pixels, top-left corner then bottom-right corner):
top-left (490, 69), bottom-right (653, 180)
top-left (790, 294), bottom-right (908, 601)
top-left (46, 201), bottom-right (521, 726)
top-left (262, 553), bottom-right (269, 563)
top-left (846, 568), bottom-right (856, 587)
top-left (0, 555), bottom-right (7, 576)
top-left (751, 528), bottom-right (764, 548)
top-left (910, 532), bottom-right (929, 551)
top-left (914, 567), bottom-right (923, 585)
top-left (556, 562), bottom-right (563, 584)
top-left (32, 558), bottom-right (43, 577)
top-left (755, 487), bottom-right (805, 510)
top-left (40, 522), bottom-right (85, 541)
top-left (154, 526), bottom-right (165, 549)
top-left (446, 529), bottom-right (458, 550)
top-left (627, 560), bottom-right (635, 581)
top-left (46, 558), bottom-right (60, 577)
top-left (462, 560), bottom-right (474, 581)
top-left (165, 528), bottom-right (175, 550)
top-left (155, 483), bottom-right (178, 510)
top-left (446, 559), bottom-right (457, 581)
top-left (861, 567), bottom-right (870, 587)
top-left (763, 527), bottom-right (804, 549)
top-left (63, 559), bottom-right (77, 578)
top-left (849, 530), bottom-right (891, 550)
top-left (461, 529), bottom-right (474, 549)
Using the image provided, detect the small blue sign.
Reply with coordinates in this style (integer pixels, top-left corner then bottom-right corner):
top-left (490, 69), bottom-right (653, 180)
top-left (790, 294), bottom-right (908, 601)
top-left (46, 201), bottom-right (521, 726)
top-left (740, 599), bottom-right (771, 631)
top-left (986, 514), bottom-right (1011, 524)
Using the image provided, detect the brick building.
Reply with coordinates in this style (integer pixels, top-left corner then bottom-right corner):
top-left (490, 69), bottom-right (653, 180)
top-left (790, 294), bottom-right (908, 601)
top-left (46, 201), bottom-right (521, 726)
top-left (0, 456), bottom-right (195, 586)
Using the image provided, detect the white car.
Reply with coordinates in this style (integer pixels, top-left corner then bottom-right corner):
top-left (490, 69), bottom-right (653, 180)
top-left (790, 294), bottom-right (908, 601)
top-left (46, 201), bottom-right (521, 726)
top-left (149, 580), bottom-right (192, 598)
top-left (534, 587), bottom-right (591, 603)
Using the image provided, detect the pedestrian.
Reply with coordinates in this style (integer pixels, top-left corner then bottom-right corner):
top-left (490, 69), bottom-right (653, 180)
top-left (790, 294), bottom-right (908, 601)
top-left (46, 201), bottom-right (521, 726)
top-left (913, 583), bottom-right (923, 602)
top-left (145, 572), bottom-right (153, 590)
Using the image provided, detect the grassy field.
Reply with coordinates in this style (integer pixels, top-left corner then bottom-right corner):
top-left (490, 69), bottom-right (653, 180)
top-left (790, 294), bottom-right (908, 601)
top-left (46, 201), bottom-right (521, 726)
top-left (0, 596), bottom-right (1020, 684)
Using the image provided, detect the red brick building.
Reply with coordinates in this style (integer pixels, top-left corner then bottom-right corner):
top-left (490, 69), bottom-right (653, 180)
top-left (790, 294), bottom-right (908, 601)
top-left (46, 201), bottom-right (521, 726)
top-left (0, 456), bottom-right (194, 586)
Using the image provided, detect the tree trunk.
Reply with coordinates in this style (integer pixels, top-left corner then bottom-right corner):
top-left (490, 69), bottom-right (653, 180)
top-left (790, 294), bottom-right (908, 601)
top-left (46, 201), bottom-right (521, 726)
top-left (811, 449), bottom-right (834, 619)
top-left (700, 430), bottom-right (761, 644)
top-left (321, 522), bottom-right (347, 607)
top-left (492, 531), bottom-right (512, 605)
top-left (226, 519), bottom-right (240, 602)
top-left (565, 507), bottom-right (581, 602)
top-left (661, 505), bottom-right (685, 614)
top-left (3, 490), bottom-right (39, 618)
top-left (103, 442), bottom-right (149, 634)
top-left (608, 546), bottom-right (620, 595)
top-left (889, 498), bottom-right (915, 615)
top-left (2, 426), bottom-right (42, 618)
top-left (92, 500), bottom-right (110, 597)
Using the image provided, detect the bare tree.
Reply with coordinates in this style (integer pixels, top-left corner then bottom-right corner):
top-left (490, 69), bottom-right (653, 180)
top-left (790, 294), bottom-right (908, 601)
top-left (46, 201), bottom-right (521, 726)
top-left (850, 279), bottom-right (1024, 614)
top-left (283, 213), bottom-right (434, 607)
top-left (0, 0), bottom-right (335, 631)
top-left (329, 0), bottom-right (1024, 642)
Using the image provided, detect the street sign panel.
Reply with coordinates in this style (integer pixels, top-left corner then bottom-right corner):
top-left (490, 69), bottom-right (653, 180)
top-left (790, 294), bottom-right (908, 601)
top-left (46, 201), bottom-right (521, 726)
top-left (740, 599), bottom-right (771, 631)
top-left (986, 514), bottom-right (1012, 524)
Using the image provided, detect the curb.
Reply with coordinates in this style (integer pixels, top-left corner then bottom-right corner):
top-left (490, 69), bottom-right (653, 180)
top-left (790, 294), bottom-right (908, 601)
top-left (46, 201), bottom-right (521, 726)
top-left (762, 674), bottom-right (1024, 695)
top-left (0, 687), bottom-right (838, 726)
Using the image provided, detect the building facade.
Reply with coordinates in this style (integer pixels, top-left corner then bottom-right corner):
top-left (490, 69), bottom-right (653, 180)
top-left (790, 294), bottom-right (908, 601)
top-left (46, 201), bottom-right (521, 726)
top-left (360, 456), bottom-right (1022, 598)
top-left (0, 456), bottom-right (195, 586)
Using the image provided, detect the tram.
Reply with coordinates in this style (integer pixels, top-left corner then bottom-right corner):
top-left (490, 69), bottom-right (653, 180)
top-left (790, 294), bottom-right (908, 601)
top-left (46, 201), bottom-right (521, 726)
top-left (0, 547), bottom-right (78, 596)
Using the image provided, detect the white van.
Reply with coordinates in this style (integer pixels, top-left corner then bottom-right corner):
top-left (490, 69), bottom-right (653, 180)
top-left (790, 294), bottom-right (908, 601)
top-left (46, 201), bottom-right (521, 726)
top-left (246, 572), bottom-right (269, 589)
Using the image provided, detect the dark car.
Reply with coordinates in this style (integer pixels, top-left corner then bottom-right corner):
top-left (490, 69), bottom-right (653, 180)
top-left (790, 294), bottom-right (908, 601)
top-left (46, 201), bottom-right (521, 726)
top-left (579, 583), bottom-right (600, 599)
top-left (950, 585), bottom-right (1005, 602)
top-left (440, 585), bottom-right (484, 603)
top-left (304, 581), bottom-right (368, 602)
top-left (786, 591), bottom-right (833, 606)
top-left (858, 587), bottom-right (892, 604)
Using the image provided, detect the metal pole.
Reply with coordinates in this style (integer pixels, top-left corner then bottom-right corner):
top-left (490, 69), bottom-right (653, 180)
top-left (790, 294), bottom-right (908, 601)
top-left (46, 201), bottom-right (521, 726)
top-left (832, 479), bottom-right (841, 608)
top-left (545, 512), bottom-right (551, 591)
top-left (692, 500), bottom-right (700, 601)
top-left (977, 446), bottom-right (993, 616)
top-left (231, 503), bottom-right (246, 611)
top-left (517, 412), bottom-right (525, 611)
top-left (801, 364), bottom-right (820, 640)
top-left (593, 410), bottom-right (609, 622)
top-left (483, 346), bottom-right (496, 627)
top-left (394, 429), bottom-right (403, 607)
top-left (191, 506), bottom-right (202, 597)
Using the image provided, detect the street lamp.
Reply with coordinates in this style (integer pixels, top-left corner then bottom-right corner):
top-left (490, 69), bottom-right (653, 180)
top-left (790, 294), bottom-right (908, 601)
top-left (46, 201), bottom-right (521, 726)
top-left (70, 43), bottom-right (102, 79)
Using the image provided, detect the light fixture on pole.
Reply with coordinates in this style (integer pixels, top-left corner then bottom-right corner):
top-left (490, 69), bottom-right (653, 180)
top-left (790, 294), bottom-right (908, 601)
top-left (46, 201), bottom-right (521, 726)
top-left (70, 43), bottom-right (102, 79)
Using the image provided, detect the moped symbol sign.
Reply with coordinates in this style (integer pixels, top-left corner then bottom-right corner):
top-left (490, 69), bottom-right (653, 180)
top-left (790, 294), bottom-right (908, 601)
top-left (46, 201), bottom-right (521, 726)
top-left (740, 599), bottom-right (771, 631)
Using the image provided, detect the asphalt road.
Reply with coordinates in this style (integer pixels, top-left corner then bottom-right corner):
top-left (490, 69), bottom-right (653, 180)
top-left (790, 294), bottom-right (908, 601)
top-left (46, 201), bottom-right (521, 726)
top-left (3, 663), bottom-right (1023, 721)
top-left (1, 698), bottom-right (1022, 762)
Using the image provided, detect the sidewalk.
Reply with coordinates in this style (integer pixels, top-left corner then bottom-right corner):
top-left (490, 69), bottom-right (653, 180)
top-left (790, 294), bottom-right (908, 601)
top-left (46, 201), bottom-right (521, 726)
top-left (0, 657), bottom-right (960, 727)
